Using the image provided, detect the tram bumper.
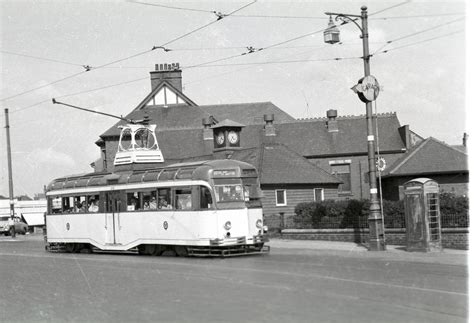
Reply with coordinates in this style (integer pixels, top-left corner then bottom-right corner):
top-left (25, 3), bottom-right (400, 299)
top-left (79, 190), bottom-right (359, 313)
top-left (187, 234), bottom-right (270, 257)
top-left (209, 234), bottom-right (269, 246)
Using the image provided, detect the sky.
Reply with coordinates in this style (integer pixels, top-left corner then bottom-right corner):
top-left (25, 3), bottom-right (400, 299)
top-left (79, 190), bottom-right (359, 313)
top-left (0, 0), bottom-right (468, 197)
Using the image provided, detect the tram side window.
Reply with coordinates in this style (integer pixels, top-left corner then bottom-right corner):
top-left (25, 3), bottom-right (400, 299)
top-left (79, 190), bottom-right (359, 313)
top-left (158, 188), bottom-right (172, 210)
top-left (73, 196), bottom-right (87, 213)
top-left (175, 187), bottom-right (192, 210)
top-left (200, 186), bottom-right (213, 209)
top-left (142, 190), bottom-right (157, 210)
top-left (50, 197), bottom-right (62, 214)
top-left (87, 195), bottom-right (100, 212)
top-left (62, 197), bottom-right (73, 213)
top-left (127, 192), bottom-right (140, 211)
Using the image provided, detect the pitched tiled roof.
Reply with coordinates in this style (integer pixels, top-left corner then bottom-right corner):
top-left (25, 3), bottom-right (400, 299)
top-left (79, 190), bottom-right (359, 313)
top-left (383, 137), bottom-right (468, 177)
top-left (100, 101), bottom-right (293, 139)
top-left (211, 119), bottom-right (246, 128)
top-left (229, 144), bottom-right (341, 185)
top-left (100, 105), bottom-right (212, 138)
top-left (200, 102), bottom-right (295, 125)
top-left (276, 113), bottom-right (406, 156)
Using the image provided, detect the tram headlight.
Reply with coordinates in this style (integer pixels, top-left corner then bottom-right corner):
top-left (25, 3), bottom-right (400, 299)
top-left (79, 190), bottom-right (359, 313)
top-left (224, 221), bottom-right (232, 230)
top-left (256, 219), bottom-right (263, 229)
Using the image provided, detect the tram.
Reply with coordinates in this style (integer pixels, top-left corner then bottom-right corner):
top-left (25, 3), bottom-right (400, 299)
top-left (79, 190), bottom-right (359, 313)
top-left (44, 159), bottom-right (269, 257)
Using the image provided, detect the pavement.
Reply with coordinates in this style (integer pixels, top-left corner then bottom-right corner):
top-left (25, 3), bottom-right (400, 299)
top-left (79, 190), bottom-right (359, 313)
top-left (1, 233), bottom-right (468, 265)
top-left (268, 237), bottom-right (468, 266)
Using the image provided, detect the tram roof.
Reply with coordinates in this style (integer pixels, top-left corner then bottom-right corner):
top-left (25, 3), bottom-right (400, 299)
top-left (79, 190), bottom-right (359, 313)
top-left (46, 159), bottom-right (256, 192)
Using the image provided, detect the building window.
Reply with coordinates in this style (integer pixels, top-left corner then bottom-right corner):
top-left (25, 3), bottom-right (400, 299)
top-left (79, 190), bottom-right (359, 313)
top-left (275, 189), bottom-right (286, 206)
top-left (331, 164), bottom-right (351, 193)
top-left (314, 188), bottom-right (324, 202)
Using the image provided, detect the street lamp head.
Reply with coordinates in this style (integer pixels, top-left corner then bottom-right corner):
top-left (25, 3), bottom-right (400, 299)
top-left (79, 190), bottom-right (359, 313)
top-left (324, 15), bottom-right (340, 44)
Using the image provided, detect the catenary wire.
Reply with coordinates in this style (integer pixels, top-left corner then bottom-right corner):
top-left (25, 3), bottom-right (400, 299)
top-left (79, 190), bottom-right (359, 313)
top-left (1, 1), bottom-right (256, 103)
top-left (0, 50), bottom-right (84, 67)
top-left (372, 29), bottom-right (464, 56)
top-left (126, 0), bottom-right (214, 13)
top-left (372, 16), bottom-right (465, 54)
top-left (3, 1), bottom-right (438, 113)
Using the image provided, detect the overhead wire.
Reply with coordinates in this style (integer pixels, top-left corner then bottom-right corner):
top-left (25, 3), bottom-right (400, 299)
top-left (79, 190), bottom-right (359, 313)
top-left (370, 12), bottom-right (465, 20)
top-left (372, 29), bottom-right (464, 55)
top-left (128, 0), bottom-right (460, 20)
top-left (0, 50), bottom-right (84, 67)
top-left (6, 1), bottom-right (456, 115)
top-left (11, 76), bottom-right (150, 114)
top-left (372, 16), bottom-right (465, 54)
top-left (1, 0), bottom-right (256, 103)
top-left (187, 56), bottom-right (362, 68)
top-left (126, 0), bottom-right (213, 13)
top-left (368, 1), bottom-right (411, 16)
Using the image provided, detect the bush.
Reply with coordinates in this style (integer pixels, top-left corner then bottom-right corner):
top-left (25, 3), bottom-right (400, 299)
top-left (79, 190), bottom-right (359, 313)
top-left (439, 193), bottom-right (469, 227)
top-left (382, 200), bottom-right (405, 228)
top-left (293, 193), bottom-right (469, 229)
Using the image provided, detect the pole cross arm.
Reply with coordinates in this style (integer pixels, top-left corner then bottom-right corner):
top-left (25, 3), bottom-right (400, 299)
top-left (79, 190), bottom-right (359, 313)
top-left (325, 12), bottom-right (363, 34)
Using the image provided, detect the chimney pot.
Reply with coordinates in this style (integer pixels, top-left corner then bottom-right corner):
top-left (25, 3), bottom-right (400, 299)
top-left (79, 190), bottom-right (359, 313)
top-left (264, 114), bottom-right (274, 124)
top-left (326, 109), bottom-right (337, 120)
top-left (150, 62), bottom-right (183, 91)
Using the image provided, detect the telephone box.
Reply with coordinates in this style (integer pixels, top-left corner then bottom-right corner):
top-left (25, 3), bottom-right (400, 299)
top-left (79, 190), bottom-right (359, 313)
top-left (403, 178), bottom-right (442, 252)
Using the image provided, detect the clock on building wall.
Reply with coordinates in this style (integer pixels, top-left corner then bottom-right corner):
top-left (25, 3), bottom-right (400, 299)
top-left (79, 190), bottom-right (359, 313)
top-left (216, 131), bottom-right (225, 146)
top-left (211, 119), bottom-right (245, 150)
top-left (227, 130), bottom-right (239, 145)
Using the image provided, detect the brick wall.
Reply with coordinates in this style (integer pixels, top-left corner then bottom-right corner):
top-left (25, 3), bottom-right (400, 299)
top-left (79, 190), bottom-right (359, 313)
top-left (262, 185), bottom-right (339, 231)
top-left (280, 228), bottom-right (468, 250)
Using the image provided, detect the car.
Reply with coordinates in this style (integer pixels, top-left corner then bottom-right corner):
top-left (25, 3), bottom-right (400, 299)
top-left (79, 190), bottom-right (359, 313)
top-left (0, 216), bottom-right (29, 235)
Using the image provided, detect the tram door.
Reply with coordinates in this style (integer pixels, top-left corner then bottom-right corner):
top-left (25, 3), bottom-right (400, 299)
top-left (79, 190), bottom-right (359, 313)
top-left (105, 191), bottom-right (122, 245)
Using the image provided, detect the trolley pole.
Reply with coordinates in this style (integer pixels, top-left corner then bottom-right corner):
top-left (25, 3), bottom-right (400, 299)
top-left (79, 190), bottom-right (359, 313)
top-left (4, 108), bottom-right (15, 222)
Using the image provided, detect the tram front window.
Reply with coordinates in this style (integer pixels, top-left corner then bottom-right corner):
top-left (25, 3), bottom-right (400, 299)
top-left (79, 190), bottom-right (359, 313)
top-left (215, 184), bottom-right (244, 202)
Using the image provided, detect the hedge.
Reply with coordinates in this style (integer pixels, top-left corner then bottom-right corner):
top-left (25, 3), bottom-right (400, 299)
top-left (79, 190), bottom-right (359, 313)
top-left (293, 193), bottom-right (468, 229)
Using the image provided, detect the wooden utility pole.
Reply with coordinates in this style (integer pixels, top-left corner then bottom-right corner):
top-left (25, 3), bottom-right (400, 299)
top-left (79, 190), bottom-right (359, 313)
top-left (4, 108), bottom-right (15, 220)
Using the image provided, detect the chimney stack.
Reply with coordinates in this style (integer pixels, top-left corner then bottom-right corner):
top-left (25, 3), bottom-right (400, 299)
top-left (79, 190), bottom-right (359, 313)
top-left (326, 109), bottom-right (338, 132)
top-left (202, 117), bottom-right (214, 154)
top-left (462, 132), bottom-right (468, 147)
top-left (264, 114), bottom-right (276, 136)
top-left (150, 63), bottom-right (182, 92)
top-left (398, 125), bottom-right (411, 150)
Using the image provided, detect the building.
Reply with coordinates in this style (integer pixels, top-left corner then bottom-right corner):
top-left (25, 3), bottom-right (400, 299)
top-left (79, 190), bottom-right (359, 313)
top-left (381, 136), bottom-right (469, 200)
top-left (0, 199), bottom-right (47, 230)
top-left (92, 63), bottom-right (468, 226)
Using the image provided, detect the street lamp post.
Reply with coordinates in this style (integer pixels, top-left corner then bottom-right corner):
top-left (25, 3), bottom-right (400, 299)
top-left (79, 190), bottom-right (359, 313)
top-left (324, 6), bottom-right (385, 251)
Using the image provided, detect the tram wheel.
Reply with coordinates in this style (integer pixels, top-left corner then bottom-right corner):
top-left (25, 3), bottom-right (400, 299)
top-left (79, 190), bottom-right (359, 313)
top-left (152, 245), bottom-right (166, 256)
top-left (65, 243), bottom-right (76, 253)
top-left (145, 244), bottom-right (156, 255)
top-left (174, 246), bottom-right (188, 257)
top-left (137, 245), bottom-right (147, 255)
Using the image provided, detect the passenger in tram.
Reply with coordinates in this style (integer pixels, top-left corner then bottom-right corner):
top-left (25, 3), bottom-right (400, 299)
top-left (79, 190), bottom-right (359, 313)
top-left (177, 194), bottom-right (192, 210)
top-left (74, 201), bottom-right (85, 213)
top-left (127, 198), bottom-right (138, 211)
top-left (143, 200), bottom-right (150, 210)
top-left (158, 196), bottom-right (172, 209)
top-left (149, 196), bottom-right (157, 209)
top-left (88, 199), bottom-right (99, 213)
